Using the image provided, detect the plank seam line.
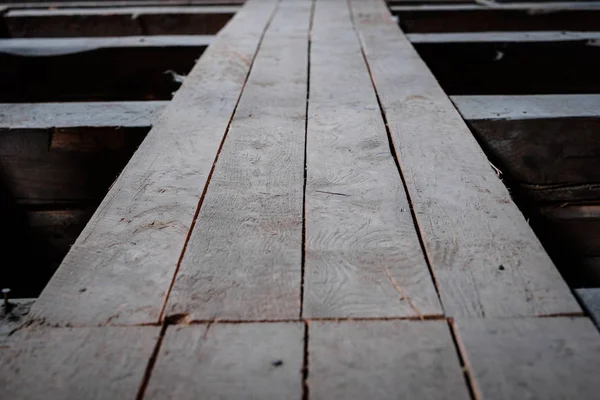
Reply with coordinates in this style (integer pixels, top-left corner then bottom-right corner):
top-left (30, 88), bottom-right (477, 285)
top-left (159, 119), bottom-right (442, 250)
top-left (346, 0), bottom-right (445, 310)
top-left (302, 320), bottom-right (310, 400)
top-left (156, 0), bottom-right (282, 324)
top-left (135, 321), bottom-right (168, 400)
top-left (300, 0), bottom-right (316, 320)
top-left (447, 319), bottom-right (481, 400)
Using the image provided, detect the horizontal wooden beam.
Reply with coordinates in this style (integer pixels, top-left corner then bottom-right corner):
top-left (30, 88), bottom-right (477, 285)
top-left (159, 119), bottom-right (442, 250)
top-left (5, 5), bottom-right (240, 17)
top-left (0, 35), bottom-right (213, 55)
top-left (391, 2), bottom-right (600, 11)
top-left (1, 0), bottom-right (244, 8)
top-left (408, 31), bottom-right (600, 43)
top-left (0, 101), bottom-right (167, 128)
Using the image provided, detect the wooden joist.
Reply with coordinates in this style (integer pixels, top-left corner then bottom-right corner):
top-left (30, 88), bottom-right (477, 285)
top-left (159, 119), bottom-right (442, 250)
top-left (408, 31), bottom-right (600, 43)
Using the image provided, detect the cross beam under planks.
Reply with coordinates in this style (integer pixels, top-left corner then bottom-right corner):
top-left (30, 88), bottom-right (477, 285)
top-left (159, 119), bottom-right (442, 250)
top-left (7, 0), bottom-right (598, 398)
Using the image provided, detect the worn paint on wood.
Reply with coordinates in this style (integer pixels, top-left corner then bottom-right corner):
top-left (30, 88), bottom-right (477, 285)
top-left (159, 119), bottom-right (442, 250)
top-left (454, 317), bottom-right (600, 400)
top-left (350, 0), bottom-right (580, 317)
top-left (144, 323), bottom-right (304, 400)
top-left (302, 0), bottom-right (441, 318)
top-left (309, 320), bottom-right (470, 400)
top-left (166, 0), bottom-right (309, 321)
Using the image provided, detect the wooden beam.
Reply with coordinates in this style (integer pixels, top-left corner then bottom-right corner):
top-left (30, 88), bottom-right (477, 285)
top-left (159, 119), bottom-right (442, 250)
top-left (349, 0), bottom-right (580, 317)
top-left (309, 320), bottom-right (470, 399)
top-left (0, 101), bottom-right (166, 128)
top-left (454, 317), bottom-right (600, 400)
top-left (0, 327), bottom-right (159, 398)
top-left (5, 5), bottom-right (240, 16)
top-left (144, 323), bottom-right (304, 399)
top-left (408, 31), bottom-right (600, 43)
top-left (576, 288), bottom-right (600, 328)
top-left (302, 0), bottom-right (441, 319)
top-left (165, 0), bottom-right (310, 322)
top-left (2, 0), bottom-right (244, 8)
top-left (28, 0), bottom-right (279, 327)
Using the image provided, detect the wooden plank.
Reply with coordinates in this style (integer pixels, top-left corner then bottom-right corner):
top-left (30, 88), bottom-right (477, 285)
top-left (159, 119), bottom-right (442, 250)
top-left (454, 317), bottom-right (600, 400)
top-left (28, 0), bottom-right (278, 327)
top-left (165, 0), bottom-right (309, 322)
top-left (5, 5), bottom-right (240, 16)
top-left (303, 0), bottom-right (441, 318)
top-left (0, 36), bottom-right (213, 56)
top-left (349, 0), bottom-right (580, 317)
top-left (309, 320), bottom-right (470, 400)
top-left (144, 323), bottom-right (304, 400)
top-left (0, 298), bottom-right (35, 347)
top-left (408, 31), bottom-right (600, 43)
top-left (0, 326), bottom-right (159, 399)
top-left (576, 288), bottom-right (600, 328)
top-left (0, 101), bottom-right (166, 128)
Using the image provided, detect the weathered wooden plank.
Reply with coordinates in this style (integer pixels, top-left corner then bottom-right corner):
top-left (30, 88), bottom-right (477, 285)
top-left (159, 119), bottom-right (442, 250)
top-left (2, 0), bottom-right (243, 9)
top-left (576, 288), bottom-right (600, 328)
top-left (454, 317), bottom-right (600, 400)
top-left (350, 0), bottom-right (580, 317)
top-left (303, 0), bottom-right (441, 318)
top-left (144, 323), bottom-right (304, 400)
top-left (6, 5), bottom-right (240, 16)
top-left (408, 31), bottom-right (600, 43)
top-left (0, 298), bottom-right (35, 347)
top-left (0, 101), bottom-right (166, 128)
top-left (166, 0), bottom-right (309, 322)
top-left (28, 0), bottom-right (278, 326)
top-left (0, 36), bottom-right (213, 56)
top-left (309, 320), bottom-right (470, 400)
top-left (0, 326), bottom-right (159, 399)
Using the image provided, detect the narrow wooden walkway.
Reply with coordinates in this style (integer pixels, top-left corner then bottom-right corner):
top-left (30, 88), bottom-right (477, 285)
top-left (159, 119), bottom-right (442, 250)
top-left (1, 0), bottom-right (599, 398)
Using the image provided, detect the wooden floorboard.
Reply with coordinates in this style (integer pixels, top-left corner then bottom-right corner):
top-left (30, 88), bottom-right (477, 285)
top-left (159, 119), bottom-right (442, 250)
top-left (302, 0), bottom-right (441, 319)
top-left (407, 31), bottom-right (600, 43)
top-left (349, 0), bottom-right (580, 317)
top-left (453, 317), bottom-right (600, 400)
top-left (165, 0), bottom-right (309, 321)
top-left (144, 323), bottom-right (304, 400)
top-left (308, 320), bottom-right (470, 400)
top-left (0, 326), bottom-right (159, 399)
top-left (27, 0), bottom-right (278, 327)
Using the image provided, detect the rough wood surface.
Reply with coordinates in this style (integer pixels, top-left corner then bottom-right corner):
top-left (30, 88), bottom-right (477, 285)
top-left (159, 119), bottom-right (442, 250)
top-left (28, 0), bottom-right (278, 326)
top-left (0, 326), bottom-right (159, 399)
top-left (350, 0), bottom-right (580, 317)
top-left (166, 0), bottom-right (309, 321)
top-left (454, 317), bottom-right (600, 400)
top-left (0, 298), bottom-right (35, 347)
top-left (303, 0), bottom-right (441, 319)
top-left (309, 320), bottom-right (470, 400)
top-left (144, 323), bottom-right (304, 400)
top-left (408, 31), bottom-right (600, 43)
top-left (0, 36), bottom-right (212, 56)
top-left (576, 289), bottom-right (600, 328)
top-left (0, 101), bottom-right (166, 128)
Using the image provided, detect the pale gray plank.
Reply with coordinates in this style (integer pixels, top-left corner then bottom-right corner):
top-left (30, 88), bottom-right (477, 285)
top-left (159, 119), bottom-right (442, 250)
top-left (0, 101), bottom-right (166, 129)
top-left (6, 5), bottom-right (240, 16)
top-left (576, 288), bottom-right (600, 328)
top-left (390, 2), bottom-right (600, 11)
top-left (303, 0), bottom-right (441, 318)
top-left (145, 323), bottom-right (304, 400)
top-left (350, 0), bottom-right (580, 317)
top-left (28, 0), bottom-right (278, 327)
top-left (0, 36), bottom-right (212, 56)
top-left (452, 94), bottom-right (600, 120)
top-left (0, 326), bottom-right (159, 399)
top-left (0, 298), bottom-right (35, 347)
top-left (454, 317), bottom-right (600, 400)
top-left (166, 0), bottom-right (310, 322)
top-left (408, 31), bottom-right (600, 43)
top-left (309, 320), bottom-right (470, 400)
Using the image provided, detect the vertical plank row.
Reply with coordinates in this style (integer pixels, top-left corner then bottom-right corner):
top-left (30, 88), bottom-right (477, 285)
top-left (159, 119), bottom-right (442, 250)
top-left (165, 0), bottom-right (311, 321)
top-left (349, 0), bottom-right (580, 318)
top-left (303, 0), bottom-right (441, 318)
top-left (28, 0), bottom-right (279, 326)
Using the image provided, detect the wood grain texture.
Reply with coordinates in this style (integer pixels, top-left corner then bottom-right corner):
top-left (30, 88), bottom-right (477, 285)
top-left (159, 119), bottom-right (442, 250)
top-left (0, 326), bottom-right (159, 399)
top-left (309, 320), bottom-right (470, 400)
top-left (350, 0), bottom-right (580, 317)
top-left (144, 323), bottom-right (304, 400)
top-left (165, 0), bottom-right (310, 321)
top-left (303, 0), bottom-right (441, 318)
top-left (454, 317), bottom-right (600, 400)
top-left (0, 101), bottom-right (166, 128)
top-left (28, 0), bottom-right (278, 327)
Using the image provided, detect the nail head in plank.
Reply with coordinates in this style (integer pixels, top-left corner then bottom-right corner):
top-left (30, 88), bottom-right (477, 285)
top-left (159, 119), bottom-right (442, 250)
top-left (0, 326), bottom-right (159, 399)
top-left (0, 101), bottom-right (166, 129)
top-left (303, 0), bottom-right (441, 319)
top-left (349, 0), bottom-right (580, 317)
top-left (309, 320), bottom-right (470, 400)
top-left (28, 0), bottom-right (279, 327)
top-left (166, 0), bottom-right (310, 322)
top-left (454, 317), bottom-right (600, 400)
top-left (144, 323), bottom-right (304, 400)
top-left (576, 288), bottom-right (600, 328)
